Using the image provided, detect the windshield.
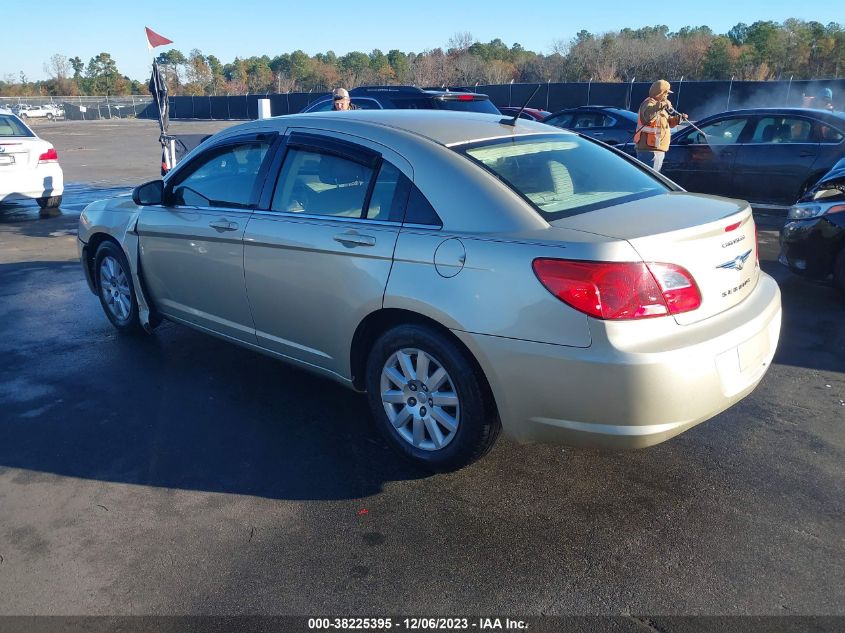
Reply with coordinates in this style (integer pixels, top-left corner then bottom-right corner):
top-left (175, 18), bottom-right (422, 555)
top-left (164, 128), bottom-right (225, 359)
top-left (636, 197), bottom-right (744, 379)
top-left (457, 133), bottom-right (668, 219)
top-left (0, 115), bottom-right (34, 137)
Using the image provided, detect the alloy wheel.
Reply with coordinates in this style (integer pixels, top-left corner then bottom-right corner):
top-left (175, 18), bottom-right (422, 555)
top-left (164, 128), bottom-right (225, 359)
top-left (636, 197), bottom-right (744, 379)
top-left (380, 348), bottom-right (461, 451)
top-left (99, 255), bottom-right (132, 322)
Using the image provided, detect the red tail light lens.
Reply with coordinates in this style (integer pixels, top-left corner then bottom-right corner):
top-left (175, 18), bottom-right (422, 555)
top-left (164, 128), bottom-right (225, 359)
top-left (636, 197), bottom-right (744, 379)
top-left (532, 259), bottom-right (701, 320)
top-left (457, 94), bottom-right (475, 101)
top-left (38, 148), bottom-right (58, 163)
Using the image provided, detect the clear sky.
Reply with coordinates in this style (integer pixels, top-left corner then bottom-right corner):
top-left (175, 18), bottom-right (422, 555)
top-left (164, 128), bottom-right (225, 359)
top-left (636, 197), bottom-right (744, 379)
top-left (4, 1), bottom-right (844, 82)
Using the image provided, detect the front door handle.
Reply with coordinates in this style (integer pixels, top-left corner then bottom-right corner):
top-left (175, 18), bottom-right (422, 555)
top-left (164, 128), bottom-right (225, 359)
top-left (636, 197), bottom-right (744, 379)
top-left (333, 231), bottom-right (376, 247)
top-left (209, 220), bottom-right (238, 232)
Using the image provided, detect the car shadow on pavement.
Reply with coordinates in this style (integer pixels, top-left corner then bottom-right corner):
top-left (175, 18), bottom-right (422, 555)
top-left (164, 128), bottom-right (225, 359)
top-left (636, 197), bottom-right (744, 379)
top-left (0, 260), bottom-right (427, 501)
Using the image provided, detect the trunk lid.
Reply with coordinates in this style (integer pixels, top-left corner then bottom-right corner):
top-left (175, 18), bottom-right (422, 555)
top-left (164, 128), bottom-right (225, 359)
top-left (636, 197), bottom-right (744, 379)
top-left (0, 138), bottom-right (46, 172)
top-left (552, 192), bottom-right (758, 324)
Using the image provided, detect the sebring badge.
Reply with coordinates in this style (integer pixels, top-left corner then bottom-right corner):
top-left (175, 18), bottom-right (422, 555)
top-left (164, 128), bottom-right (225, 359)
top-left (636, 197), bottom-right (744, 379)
top-left (717, 249), bottom-right (753, 272)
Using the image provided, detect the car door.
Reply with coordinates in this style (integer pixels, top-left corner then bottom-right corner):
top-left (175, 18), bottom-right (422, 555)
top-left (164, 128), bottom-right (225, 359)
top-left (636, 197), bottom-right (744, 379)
top-left (136, 132), bottom-right (277, 342)
top-left (662, 115), bottom-right (752, 197)
top-left (242, 130), bottom-right (412, 378)
top-left (731, 115), bottom-right (821, 206)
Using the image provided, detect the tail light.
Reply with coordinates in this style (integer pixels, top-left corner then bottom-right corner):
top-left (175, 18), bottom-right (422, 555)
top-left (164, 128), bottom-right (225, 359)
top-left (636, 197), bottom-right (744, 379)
top-left (532, 259), bottom-right (701, 320)
top-left (38, 148), bottom-right (58, 163)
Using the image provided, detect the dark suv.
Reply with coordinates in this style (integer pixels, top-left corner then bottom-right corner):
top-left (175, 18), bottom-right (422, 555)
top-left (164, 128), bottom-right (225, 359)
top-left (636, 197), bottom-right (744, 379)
top-left (300, 86), bottom-right (500, 114)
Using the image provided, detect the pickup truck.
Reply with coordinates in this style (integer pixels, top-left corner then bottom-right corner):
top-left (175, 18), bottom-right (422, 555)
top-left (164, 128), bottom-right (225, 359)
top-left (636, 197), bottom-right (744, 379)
top-left (15, 104), bottom-right (62, 120)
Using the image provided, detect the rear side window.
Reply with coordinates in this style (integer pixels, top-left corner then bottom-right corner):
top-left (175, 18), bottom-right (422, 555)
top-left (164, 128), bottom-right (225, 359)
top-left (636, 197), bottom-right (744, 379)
top-left (0, 115), bottom-right (34, 137)
top-left (400, 177), bottom-right (442, 226)
top-left (572, 113), bottom-right (615, 129)
top-left (458, 134), bottom-right (667, 220)
top-left (750, 117), bottom-right (814, 144)
top-left (170, 140), bottom-right (271, 208)
top-left (271, 148), bottom-right (373, 218)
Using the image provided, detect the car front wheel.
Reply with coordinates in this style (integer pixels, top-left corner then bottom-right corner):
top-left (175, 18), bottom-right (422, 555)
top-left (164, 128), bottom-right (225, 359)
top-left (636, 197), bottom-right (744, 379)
top-left (365, 324), bottom-right (500, 471)
top-left (94, 240), bottom-right (144, 334)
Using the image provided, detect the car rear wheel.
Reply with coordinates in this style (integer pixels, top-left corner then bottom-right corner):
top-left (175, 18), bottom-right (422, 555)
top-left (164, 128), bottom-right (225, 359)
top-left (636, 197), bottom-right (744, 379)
top-left (46, 113), bottom-right (54, 120)
top-left (37, 195), bottom-right (62, 209)
top-left (834, 247), bottom-right (845, 296)
top-left (365, 324), bottom-right (500, 471)
top-left (20, 113), bottom-right (28, 119)
top-left (94, 241), bottom-right (144, 334)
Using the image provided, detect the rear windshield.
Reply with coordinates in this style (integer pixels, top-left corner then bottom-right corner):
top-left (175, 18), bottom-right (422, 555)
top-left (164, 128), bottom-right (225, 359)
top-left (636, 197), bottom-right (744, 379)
top-left (0, 115), bottom-right (34, 137)
top-left (456, 133), bottom-right (668, 219)
top-left (435, 98), bottom-right (500, 114)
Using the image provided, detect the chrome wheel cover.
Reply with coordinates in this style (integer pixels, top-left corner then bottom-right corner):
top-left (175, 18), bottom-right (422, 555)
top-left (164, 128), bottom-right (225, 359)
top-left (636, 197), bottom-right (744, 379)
top-left (99, 255), bottom-right (132, 322)
top-left (380, 348), bottom-right (460, 451)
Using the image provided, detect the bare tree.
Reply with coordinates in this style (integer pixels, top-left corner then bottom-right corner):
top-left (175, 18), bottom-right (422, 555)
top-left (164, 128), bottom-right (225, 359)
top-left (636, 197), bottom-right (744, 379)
top-left (447, 32), bottom-right (474, 54)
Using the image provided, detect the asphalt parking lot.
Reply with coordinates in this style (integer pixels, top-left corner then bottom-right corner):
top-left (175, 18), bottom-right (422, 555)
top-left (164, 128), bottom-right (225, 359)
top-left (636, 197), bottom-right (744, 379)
top-left (0, 120), bottom-right (843, 623)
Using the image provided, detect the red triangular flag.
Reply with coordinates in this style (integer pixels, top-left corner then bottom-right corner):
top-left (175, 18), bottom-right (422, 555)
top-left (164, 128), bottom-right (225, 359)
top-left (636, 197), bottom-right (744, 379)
top-left (145, 27), bottom-right (173, 49)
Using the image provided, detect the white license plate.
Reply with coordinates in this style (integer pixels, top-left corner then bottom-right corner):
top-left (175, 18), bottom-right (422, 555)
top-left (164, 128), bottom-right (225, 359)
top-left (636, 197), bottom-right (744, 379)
top-left (0, 155), bottom-right (15, 165)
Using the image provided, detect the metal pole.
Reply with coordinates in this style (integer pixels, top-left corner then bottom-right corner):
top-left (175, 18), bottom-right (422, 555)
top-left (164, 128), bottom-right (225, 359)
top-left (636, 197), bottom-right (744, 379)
top-left (785, 75), bottom-right (793, 105)
top-left (509, 79), bottom-right (514, 107)
top-left (627, 77), bottom-right (635, 110)
top-left (546, 79), bottom-right (551, 111)
top-left (676, 76), bottom-right (684, 112)
top-left (726, 75), bottom-right (735, 110)
top-left (586, 77), bottom-right (593, 105)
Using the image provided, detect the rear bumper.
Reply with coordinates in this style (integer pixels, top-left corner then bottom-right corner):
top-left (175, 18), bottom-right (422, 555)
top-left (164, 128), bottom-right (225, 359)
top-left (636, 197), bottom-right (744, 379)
top-left (0, 164), bottom-right (64, 202)
top-left (454, 272), bottom-right (782, 448)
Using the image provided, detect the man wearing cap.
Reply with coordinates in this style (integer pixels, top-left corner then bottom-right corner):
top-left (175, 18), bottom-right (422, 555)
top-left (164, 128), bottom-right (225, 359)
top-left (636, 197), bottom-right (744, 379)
top-left (332, 88), bottom-right (358, 111)
top-left (634, 79), bottom-right (687, 172)
top-left (819, 88), bottom-right (834, 112)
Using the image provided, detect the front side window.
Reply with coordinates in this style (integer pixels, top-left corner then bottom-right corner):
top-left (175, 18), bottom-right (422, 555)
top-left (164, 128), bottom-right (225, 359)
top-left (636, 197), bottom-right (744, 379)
top-left (271, 148), bottom-right (373, 218)
top-left (543, 113), bottom-right (574, 129)
top-left (687, 118), bottom-right (749, 145)
top-left (170, 140), bottom-right (270, 208)
top-left (458, 134), bottom-right (668, 219)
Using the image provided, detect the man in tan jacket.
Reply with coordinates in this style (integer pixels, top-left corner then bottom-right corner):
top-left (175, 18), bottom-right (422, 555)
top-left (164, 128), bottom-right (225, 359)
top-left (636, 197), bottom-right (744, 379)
top-left (634, 79), bottom-right (687, 172)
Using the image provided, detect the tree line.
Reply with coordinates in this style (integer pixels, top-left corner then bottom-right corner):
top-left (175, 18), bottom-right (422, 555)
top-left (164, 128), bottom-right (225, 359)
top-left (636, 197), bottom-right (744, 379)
top-left (2, 19), bottom-right (844, 98)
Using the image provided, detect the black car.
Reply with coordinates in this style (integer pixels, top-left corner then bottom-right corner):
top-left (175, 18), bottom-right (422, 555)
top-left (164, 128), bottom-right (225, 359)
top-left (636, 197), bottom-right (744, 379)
top-left (301, 86), bottom-right (500, 114)
top-left (779, 157), bottom-right (845, 294)
top-left (542, 106), bottom-right (638, 146)
top-left (662, 108), bottom-right (845, 207)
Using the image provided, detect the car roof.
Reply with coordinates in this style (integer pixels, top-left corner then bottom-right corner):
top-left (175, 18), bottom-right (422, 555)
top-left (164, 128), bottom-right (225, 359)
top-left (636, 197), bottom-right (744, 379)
top-left (265, 110), bottom-right (567, 147)
top-left (703, 107), bottom-right (845, 123)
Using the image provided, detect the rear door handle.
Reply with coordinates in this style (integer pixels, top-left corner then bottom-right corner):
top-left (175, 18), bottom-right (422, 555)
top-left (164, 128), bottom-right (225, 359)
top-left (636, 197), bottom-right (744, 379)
top-left (333, 232), bottom-right (376, 247)
top-left (209, 220), bottom-right (238, 232)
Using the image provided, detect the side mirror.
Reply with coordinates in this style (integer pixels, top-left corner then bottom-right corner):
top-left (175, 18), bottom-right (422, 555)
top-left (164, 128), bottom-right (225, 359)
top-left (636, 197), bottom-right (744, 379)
top-left (132, 179), bottom-right (164, 206)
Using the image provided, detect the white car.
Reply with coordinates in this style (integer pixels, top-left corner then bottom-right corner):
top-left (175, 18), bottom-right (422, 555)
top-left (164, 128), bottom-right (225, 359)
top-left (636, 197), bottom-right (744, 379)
top-left (0, 113), bottom-right (63, 208)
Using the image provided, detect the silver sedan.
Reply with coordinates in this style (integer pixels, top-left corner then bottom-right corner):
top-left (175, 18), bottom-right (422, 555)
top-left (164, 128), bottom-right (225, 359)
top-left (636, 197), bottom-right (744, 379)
top-left (78, 110), bottom-right (781, 470)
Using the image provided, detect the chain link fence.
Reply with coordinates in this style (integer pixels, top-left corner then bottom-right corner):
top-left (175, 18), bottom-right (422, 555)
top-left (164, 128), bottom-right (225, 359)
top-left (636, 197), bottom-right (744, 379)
top-left (2, 79), bottom-right (843, 122)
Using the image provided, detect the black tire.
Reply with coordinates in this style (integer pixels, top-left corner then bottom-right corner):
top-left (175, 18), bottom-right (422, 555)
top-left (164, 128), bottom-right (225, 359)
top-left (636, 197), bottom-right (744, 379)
top-left (36, 195), bottom-right (62, 209)
top-left (46, 113), bottom-right (54, 120)
top-left (20, 113), bottom-right (28, 119)
top-left (365, 324), bottom-right (500, 471)
top-left (94, 240), bottom-right (144, 334)
top-left (834, 247), bottom-right (845, 296)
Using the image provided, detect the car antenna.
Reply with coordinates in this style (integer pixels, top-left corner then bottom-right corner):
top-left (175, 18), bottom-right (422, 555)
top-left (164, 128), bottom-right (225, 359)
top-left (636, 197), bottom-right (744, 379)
top-left (500, 84), bottom-right (541, 127)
